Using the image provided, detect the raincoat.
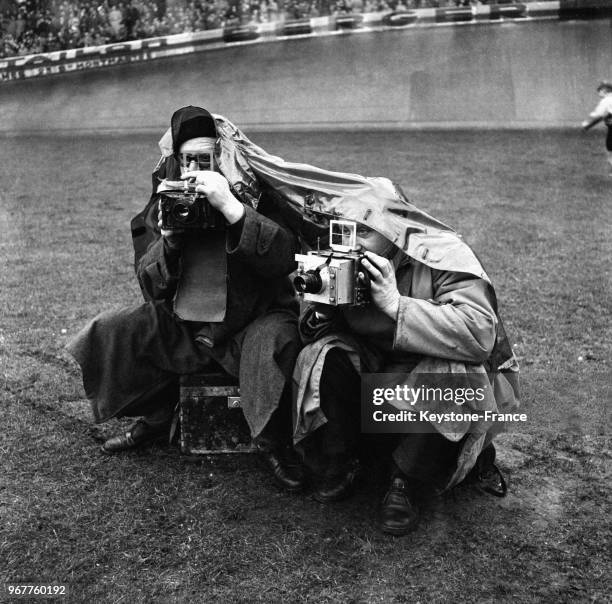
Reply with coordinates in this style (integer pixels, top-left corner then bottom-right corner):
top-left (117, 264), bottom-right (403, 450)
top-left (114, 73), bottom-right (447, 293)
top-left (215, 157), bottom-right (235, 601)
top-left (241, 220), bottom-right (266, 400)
top-left (71, 108), bottom-right (519, 479)
top-left (180, 113), bottom-right (520, 489)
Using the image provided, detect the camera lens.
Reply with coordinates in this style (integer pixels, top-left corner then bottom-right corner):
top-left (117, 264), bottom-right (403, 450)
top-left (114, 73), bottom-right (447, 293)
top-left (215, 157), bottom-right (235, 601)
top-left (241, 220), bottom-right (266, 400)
top-left (172, 201), bottom-right (196, 224)
top-left (294, 270), bottom-right (323, 294)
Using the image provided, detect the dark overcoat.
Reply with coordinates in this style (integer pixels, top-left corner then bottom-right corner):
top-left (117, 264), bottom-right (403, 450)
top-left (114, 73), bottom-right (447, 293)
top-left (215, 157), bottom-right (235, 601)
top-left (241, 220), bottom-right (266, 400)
top-left (68, 107), bottom-right (301, 437)
top-left (68, 200), bottom-right (301, 437)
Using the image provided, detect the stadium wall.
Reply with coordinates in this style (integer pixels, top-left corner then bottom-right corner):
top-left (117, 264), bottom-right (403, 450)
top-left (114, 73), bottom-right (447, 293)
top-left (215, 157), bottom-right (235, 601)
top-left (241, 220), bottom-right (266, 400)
top-left (1, 18), bottom-right (609, 132)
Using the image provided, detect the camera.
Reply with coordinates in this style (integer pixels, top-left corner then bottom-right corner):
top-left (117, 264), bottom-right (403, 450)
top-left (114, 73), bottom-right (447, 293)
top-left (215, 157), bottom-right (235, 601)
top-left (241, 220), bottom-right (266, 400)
top-left (294, 220), bottom-right (370, 306)
top-left (159, 188), bottom-right (225, 231)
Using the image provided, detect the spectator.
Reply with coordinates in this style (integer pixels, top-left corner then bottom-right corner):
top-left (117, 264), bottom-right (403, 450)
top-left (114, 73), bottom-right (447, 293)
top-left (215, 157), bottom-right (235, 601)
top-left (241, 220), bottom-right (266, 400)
top-left (0, 0), bottom-right (534, 59)
top-left (123, 0), bottom-right (139, 38)
top-left (92, 27), bottom-right (109, 44)
top-left (15, 8), bottom-right (27, 40)
top-left (108, 2), bottom-right (123, 38)
top-left (2, 34), bottom-right (19, 56)
top-left (45, 31), bottom-right (63, 50)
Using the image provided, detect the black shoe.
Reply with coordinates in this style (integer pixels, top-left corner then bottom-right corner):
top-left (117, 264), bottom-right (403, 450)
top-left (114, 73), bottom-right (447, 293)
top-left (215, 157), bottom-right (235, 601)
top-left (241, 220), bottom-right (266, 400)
top-left (313, 463), bottom-right (358, 503)
top-left (377, 476), bottom-right (419, 536)
top-left (258, 446), bottom-right (305, 493)
top-left (101, 420), bottom-right (168, 455)
top-left (466, 444), bottom-right (508, 497)
top-left (475, 462), bottom-right (507, 497)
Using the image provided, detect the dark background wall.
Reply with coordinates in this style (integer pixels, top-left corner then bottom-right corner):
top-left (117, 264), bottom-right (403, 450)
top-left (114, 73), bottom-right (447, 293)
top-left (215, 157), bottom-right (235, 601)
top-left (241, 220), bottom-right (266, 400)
top-left (1, 19), bottom-right (609, 133)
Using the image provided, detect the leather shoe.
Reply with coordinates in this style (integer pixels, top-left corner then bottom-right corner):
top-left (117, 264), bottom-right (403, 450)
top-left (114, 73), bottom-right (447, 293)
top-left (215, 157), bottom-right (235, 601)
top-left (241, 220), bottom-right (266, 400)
top-left (313, 463), bottom-right (358, 503)
top-left (377, 476), bottom-right (419, 536)
top-left (466, 444), bottom-right (508, 497)
top-left (101, 420), bottom-right (168, 455)
top-left (258, 446), bottom-right (305, 493)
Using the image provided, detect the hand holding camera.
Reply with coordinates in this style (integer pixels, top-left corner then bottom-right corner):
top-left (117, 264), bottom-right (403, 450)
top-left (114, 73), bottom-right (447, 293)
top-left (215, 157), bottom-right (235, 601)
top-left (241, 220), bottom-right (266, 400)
top-left (181, 170), bottom-right (245, 225)
top-left (157, 200), bottom-right (185, 250)
top-left (360, 251), bottom-right (400, 319)
top-left (294, 220), bottom-right (400, 317)
top-left (158, 171), bottom-right (243, 234)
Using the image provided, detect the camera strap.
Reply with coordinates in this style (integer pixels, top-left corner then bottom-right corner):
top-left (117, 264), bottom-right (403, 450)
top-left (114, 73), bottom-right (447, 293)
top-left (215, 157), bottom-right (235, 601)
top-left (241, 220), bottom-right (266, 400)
top-left (315, 253), bottom-right (333, 273)
top-left (173, 234), bottom-right (228, 323)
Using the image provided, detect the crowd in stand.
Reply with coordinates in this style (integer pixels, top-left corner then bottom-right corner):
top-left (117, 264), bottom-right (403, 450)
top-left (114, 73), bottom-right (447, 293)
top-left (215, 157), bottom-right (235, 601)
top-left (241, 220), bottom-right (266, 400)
top-left (1, 0), bottom-right (530, 59)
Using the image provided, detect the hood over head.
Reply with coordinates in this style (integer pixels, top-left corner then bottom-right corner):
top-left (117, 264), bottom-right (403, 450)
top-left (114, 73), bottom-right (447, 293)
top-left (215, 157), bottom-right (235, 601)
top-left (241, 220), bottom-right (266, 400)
top-left (169, 106), bottom-right (217, 156)
top-left (154, 111), bottom-right (489, 282)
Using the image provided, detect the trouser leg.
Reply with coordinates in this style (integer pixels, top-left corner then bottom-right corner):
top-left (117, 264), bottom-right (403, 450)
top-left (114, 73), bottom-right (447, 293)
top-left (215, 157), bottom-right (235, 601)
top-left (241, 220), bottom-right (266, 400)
top-left (116, 379), bottom-right (179, 429)
top-left (392, 431), bottom-right (464, 491)
top-left (256, 382), bottom-right (295, 449)
top-left (299, 348), bottom-right (361, 478)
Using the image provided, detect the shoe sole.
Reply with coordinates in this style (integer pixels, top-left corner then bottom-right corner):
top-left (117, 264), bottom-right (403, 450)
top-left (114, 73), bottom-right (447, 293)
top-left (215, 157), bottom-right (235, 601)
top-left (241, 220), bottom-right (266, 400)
top-left (376, 519), bottom-right (419, 536)
top-left (257, 454), bottom-right (305, 494)
top-left (312, 466), bottom-right (359, 504)
top-left (99, 434), bottom-right (167, 455)
top-left (312, 489), bottom-right (354, 504)
top-left (273, 479), bottom-right (304, 494)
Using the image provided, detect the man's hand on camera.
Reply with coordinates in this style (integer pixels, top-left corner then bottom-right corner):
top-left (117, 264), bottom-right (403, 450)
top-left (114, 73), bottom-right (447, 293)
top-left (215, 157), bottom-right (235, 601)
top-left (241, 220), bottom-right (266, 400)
top-left (157, 201), bottom-right (185, 250)
top-left (181, 170), bottom-right (245, 225)
top-left (360, 251), bottom-right (400, 320)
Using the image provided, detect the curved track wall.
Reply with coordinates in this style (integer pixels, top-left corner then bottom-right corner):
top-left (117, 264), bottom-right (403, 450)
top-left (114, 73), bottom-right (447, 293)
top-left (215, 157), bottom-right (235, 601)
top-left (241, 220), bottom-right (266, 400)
top-left (1, 19), bottom-right (609, 132)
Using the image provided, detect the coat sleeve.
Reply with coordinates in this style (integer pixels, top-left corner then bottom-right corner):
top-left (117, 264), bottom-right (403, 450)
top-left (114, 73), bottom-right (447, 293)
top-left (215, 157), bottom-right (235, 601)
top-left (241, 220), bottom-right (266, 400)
top-left (135, 197), bottom-right (297, 299)
top-left (226, 204), bottom-right (297, 278)
top-left (136, 235), bottom-right (182, 301)
top-left (393, 269), bottom-right (497, 363)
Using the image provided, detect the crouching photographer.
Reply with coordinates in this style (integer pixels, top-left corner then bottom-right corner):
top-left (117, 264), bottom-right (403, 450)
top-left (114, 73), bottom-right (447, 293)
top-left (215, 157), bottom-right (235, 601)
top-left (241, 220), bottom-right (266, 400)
top-left (293, 211), bottom-right (520, 536)
top-left (67, 106), bottom-right (304, 492)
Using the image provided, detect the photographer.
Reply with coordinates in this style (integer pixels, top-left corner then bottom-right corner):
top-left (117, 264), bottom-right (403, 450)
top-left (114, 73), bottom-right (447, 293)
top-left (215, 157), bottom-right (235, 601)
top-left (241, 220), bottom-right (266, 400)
top-left (292, 209), bottom-right (520, 536)
top-left (68, 106), bottom-right (304, 492)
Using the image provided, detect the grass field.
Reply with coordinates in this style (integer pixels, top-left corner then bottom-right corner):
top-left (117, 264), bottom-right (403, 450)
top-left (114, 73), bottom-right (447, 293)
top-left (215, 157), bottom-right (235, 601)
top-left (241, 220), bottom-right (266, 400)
top-left (1, 129), bottom-right (610, 603)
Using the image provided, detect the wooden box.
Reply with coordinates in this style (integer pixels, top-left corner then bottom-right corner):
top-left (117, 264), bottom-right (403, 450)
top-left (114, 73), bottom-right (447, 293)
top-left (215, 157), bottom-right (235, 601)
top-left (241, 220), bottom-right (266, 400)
top-left (179, 372), bottom-right (255, 454)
